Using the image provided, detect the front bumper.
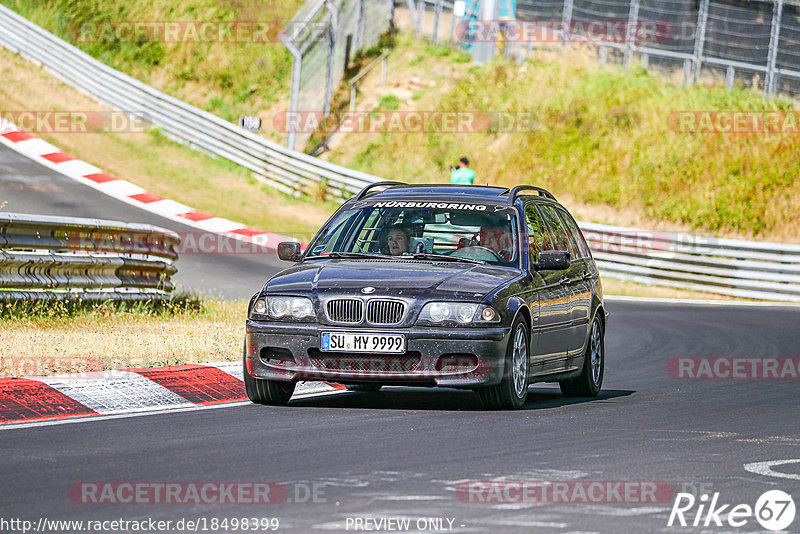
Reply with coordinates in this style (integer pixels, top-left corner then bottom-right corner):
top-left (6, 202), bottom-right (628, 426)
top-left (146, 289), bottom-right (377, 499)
top-left (245, 321), bottom-right (510, 387)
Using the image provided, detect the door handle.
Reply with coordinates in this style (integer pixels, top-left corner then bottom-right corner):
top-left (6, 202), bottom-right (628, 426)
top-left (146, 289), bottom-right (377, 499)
top-left (559, 276), bottom-right (569, 285)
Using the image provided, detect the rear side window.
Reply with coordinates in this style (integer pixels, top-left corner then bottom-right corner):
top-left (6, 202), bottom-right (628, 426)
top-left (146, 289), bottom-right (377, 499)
top-left (537, 204), bottom-right (572, 253)
top-left (524, 204), bottom-right (552, 257)
top-left (556, 208), bottom-right (592, 259)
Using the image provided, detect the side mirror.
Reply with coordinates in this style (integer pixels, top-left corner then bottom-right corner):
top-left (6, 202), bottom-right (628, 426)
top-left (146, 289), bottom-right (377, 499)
top-left (277, 242), bottom-right (302, 262)
top-left (536, 250), bottom-right (570, 271)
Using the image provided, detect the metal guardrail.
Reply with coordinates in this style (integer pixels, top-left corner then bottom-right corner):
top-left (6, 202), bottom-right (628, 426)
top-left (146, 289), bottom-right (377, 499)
top-left (579, 222), bottom-right (800, 302)
top-left (0, 3), bottom-right (382, 202)
top-left (349, 49), bottom-right (390, 112)
top-left (0, 213), bottom-right (180, 301)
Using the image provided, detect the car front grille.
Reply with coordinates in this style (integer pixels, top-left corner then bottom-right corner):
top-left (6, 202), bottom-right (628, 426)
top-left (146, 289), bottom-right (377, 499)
top-left (325, 298), bottom-right (407, 325)
top-left (366, 299), bottom-right (406, 325)
top-left (326, 298), bottom-right (364, 323)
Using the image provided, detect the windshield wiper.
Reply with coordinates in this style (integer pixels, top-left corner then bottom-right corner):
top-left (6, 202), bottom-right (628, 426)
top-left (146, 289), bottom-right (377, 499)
top-left (305, 251), bottom-right (485, 264)
top-left (306, 252), bottom-right (390, 260)
top-left (409, 253), bottom-right (485, 265)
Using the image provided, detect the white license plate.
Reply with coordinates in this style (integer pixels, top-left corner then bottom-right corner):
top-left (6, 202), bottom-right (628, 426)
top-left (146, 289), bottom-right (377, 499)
top-left (321, 332), bottom-right (405, 353)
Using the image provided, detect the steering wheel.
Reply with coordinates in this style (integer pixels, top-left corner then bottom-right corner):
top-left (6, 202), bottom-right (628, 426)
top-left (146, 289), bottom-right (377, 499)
top-left (449, 245), bottom-right (503, 262)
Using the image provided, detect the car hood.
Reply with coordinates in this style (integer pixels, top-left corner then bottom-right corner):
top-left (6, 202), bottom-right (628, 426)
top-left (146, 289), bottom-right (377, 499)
top-left (265, 259), bottom-right (518, 300)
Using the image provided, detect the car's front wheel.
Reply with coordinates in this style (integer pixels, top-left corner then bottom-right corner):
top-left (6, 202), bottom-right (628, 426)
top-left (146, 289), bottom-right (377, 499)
top-left (243, 358), bottom-right (295, 405)
top-left (560, 314), bottom-right (604, 397)
top-left (478, 316), bottom-right (529, 410)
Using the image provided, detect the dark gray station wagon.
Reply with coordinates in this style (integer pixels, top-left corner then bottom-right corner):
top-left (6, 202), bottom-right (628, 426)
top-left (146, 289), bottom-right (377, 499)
top-left (244, 182), bottom-right (607, 409)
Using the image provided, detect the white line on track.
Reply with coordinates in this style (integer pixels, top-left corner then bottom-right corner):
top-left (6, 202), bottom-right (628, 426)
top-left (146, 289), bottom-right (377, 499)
top-left (744, 459), bottom-right (800, 480)
top-left (0, 389), bottom-right (346, 431)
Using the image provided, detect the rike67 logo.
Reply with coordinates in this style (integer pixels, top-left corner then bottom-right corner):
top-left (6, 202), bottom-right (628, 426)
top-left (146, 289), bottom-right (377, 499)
top-left (668, 490), bottom-right (796, 531)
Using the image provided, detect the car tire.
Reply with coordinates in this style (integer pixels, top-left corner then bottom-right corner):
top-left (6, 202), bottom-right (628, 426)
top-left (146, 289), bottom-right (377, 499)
top-left (243, 357), bottom-right (295, 405)
top-left (559, 314), bottom-right (604, 397)
top-left (345, 384), bottom-right (383, 392)
top-left (478, 315), bottom-right (529, 410)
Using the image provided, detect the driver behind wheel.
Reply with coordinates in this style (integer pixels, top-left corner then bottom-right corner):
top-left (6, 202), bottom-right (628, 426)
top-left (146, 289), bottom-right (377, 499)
top-left (383, 224), bottom-right (411, 256)
top-left (479, 225), bottom-right (513, 261)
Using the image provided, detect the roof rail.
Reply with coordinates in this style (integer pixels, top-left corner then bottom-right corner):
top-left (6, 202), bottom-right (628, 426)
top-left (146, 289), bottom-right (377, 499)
top-left (506, 185), bottom-right (556, 205)
top-left (352, 181), bottom-right (406, 202)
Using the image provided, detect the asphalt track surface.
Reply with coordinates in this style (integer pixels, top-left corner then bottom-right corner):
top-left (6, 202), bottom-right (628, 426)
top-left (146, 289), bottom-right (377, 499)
top-left (2, 145), bottom-right (800, 533)
top-left (2, 298), bottom-right (799, 532)
top-left (0, 144), bottom-right (284, 299)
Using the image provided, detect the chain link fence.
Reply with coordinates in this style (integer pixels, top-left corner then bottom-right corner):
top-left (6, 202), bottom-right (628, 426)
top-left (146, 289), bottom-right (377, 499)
top-left (405, 0), bottom-right (800, 98)
top-left (282, 0), bottom-right (393, 151)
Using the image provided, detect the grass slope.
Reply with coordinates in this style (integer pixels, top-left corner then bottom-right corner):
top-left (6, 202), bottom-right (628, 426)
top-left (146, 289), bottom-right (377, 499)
top-left (0, 298), bottom-right (245, 377)
top-left (0, 0), bottom-right (302, 123)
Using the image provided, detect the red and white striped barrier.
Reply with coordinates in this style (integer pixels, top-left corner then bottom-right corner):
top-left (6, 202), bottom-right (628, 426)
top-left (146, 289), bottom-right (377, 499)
top-left (0, 362), bottom-right (344, 425)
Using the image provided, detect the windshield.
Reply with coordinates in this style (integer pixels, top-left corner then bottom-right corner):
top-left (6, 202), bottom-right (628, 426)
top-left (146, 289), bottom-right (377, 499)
top-left (306, 201), bottom-right (520, 267)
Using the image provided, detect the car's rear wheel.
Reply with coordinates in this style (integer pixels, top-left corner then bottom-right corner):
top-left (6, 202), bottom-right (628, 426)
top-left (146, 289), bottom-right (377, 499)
top-left (559, 314), bottom-right (604, 397)
top-left (478, 316), bottom-right (529, 410)
top-left (345, 384), bottom-right (382, 392)
top-left (243, 357), bottom-right (295, 405)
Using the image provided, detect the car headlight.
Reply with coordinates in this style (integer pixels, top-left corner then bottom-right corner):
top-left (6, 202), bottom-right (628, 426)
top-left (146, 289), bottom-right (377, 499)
top-left (418, 302), bottom-right (500, 325)
top-left (251, 296), bottom-right (315, 320)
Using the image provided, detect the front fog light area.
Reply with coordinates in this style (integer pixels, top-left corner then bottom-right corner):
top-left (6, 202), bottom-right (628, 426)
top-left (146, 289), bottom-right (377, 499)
top-left (252, 296), bottom-right (314, 319)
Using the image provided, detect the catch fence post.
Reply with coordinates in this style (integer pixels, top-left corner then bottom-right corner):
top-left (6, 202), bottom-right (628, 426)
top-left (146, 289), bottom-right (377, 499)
top-left (765, 0), bottom-right (784, 98)
top-left (692, 0), bottom-right (710, 83)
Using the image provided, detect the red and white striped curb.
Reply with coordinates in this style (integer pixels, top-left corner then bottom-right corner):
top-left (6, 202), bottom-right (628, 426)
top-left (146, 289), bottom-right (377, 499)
top-left (0, 119), bottom-right (304, 251)
top-left (0, 362), bottom-right (345, 425)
